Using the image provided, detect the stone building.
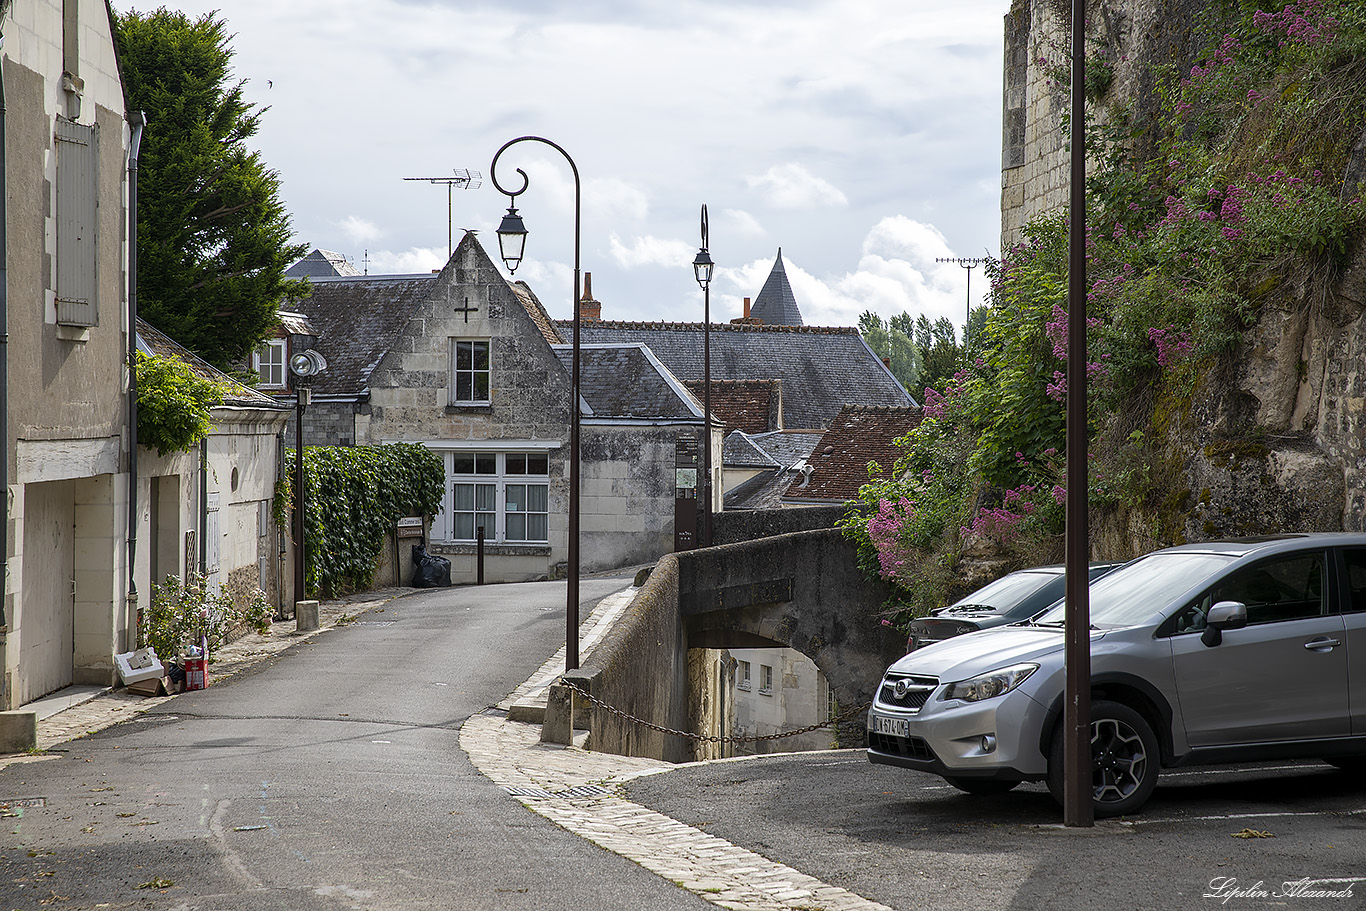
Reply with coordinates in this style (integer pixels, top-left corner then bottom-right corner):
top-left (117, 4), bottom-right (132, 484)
top-left (286, 232), bottom-right (710, 583)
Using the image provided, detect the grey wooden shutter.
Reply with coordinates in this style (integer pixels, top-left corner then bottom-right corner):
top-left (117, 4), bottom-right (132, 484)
top-left (55, 118), bottom-right (98, 326)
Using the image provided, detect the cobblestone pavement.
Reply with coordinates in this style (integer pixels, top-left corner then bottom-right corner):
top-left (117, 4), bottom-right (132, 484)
top-left (6, 584), bottom-right (895, 911)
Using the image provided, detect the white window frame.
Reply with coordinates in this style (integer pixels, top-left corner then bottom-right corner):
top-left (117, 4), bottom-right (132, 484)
top-left (737, 660), bottom-right (751, 691)
top-left (253, 339), bottom-right (288, 388)
top-left (444, 451), bottom-right (549, 544)
top-left (759, 664), bottom-right (774, 695)
top-left (450, 338), bottom-right (492, 405)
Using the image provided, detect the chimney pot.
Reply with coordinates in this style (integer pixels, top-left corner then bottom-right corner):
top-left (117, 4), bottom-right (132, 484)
top-left (579, 271), bottom-right (601, 321)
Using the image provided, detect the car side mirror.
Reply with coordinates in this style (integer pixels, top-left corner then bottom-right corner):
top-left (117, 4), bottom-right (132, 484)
top-left (1201, 600), bottom-right (1248, 648)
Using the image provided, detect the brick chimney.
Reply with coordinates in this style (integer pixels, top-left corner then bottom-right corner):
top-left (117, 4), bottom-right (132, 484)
top-left (731, 297), bottom-right (761, 325)
top-left (579, 272), bottom-right (601, 321)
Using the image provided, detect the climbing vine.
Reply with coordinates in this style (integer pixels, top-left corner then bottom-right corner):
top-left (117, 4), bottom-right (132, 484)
top-left (134, 351), bottom-right (226, 456)
top-left (292, 443), bottom-right (445, 598)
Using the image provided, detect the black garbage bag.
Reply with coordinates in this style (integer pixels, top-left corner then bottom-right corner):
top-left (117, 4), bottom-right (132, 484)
top-left (411, 543), bottom-right (452, 588)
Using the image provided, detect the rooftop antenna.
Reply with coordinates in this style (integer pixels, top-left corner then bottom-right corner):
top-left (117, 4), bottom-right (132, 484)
top-left (403, 169), bottom-right (483, 261)
top-left (936, 256), bottom-right (988, 361)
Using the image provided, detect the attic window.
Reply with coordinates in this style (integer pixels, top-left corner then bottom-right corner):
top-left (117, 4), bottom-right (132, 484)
top-left (451, 339), bottom-right (491, 405)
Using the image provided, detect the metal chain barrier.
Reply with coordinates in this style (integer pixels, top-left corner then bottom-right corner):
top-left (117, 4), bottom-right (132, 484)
top-left (560, 681), bottom-right (871, 745)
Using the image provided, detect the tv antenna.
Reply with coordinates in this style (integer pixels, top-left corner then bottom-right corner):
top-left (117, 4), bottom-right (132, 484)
top-left (404, 169), bottom-right (483, 261)
top-left (936, 256), bottom-right (988, 360)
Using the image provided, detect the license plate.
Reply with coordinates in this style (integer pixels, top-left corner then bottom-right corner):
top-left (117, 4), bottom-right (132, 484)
top-left (871, 713), bottom-right (909, 738)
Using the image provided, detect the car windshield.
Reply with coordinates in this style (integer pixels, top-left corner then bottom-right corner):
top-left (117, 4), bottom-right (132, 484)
top-left (946, 572), bottom-right (1053, 612)
top-left (1033, 552), bottom-right (1235, 628)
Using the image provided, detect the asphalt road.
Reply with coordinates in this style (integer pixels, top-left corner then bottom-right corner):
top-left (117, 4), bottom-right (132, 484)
top-left (623, 750), bottom-right (1366, 911)
top-left (0, 577), bottom-right (714, 911)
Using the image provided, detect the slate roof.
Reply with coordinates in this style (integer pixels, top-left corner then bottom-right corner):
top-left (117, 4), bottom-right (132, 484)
top-left (293, 272), bottom-right (438, 396)
top-left (278, 310), bottom-right (317, 337)
top-left (786, 405), bottom-right (923, 502)
top-left (722, 429), bottom-right (823, 509)
top-left (682, 379), bottom-right (780, 434)
top-left (286, 249), bottom-right (362, 278)
top-left (290, 232), bottom-right (557, 397)
top-left (554, 344), bottom-right (702, 421)
top-left (570, 321), bottom-right (915, 430)
top-left (750, 248), bottom-right (803, 327)
top-left (135, 318), bottom-right (288, 410)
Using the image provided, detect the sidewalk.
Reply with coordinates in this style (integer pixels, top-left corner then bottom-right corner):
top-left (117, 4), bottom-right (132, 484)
top-left (2, 589), bottom-right (403, 764)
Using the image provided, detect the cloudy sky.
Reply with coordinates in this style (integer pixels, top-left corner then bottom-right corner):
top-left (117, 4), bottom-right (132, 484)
top-left (148, 0), bottom-right (1012, 332)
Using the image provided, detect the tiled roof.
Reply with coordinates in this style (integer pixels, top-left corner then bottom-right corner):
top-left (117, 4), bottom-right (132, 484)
top-left (683, 378), bottom-right (780, 434)
top-left (750, 248), bottom-right (803, 326)
top-left (285, 249), bottom-right (362, 277)
top-left (786, 404), bottom-right (923, 501)
top-left (554, 344), bottom-right (701, 421)
top-left (511, 281), bottom-right (563, 346)
top-left (135, 318), bottom-right (287, 410)
top-left (724, 467), bottom-right (803, 510)
top-left (570, 320), bottom-right (915, 430)
top-left (278, 310), bottom-right (317, 337)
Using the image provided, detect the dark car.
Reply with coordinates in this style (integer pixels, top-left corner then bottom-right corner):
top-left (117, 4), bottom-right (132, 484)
top-left (905, 562), bottom-right (1122, 652)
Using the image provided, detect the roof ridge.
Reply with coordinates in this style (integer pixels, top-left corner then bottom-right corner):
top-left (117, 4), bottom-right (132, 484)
top-left (564, 318), bottom-right (856, 335)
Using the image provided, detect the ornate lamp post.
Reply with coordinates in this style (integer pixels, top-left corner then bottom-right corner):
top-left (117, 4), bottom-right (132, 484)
top-left (692, 205), bottom-right (714, 546)
top-left (491, 136), bottom-right (582, 672)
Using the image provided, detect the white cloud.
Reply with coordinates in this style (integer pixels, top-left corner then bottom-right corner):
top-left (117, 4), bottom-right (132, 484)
top-left (745, 163), bottom-right (849, 209)
top-left (608, 233), bottom-right (696, 270)
top-left (338, 215), bottom-right (382, 245)
top-left (721, 209), bottom-right (766, 238)
top-left (585, 177), bottom-right (649, 223)
top-left (366, 247), bottom-right (445, 275)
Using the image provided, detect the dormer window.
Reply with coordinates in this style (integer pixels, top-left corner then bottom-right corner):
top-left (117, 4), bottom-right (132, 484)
top-left (253, 339), bottom-right (287, 388)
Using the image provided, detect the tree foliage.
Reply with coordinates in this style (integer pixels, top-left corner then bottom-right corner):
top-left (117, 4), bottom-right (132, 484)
top-left (114, 8), bottom-right (308, 369)
top-left (134, 351), bottom-right (226, 456)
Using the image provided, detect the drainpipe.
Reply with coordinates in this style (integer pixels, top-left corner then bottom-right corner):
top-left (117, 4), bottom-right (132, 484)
top-left (0, 26), bottom-right (8, 638)
top-left (126, 111), bottom-right (145, 643)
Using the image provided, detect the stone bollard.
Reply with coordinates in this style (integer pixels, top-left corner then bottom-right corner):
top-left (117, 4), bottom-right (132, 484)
top-left (0, 710), bottom-right (37, 753)
top-left (295, 600), bottom-right (320, 633)
top-left (540, 683), bottom-right (574, 745)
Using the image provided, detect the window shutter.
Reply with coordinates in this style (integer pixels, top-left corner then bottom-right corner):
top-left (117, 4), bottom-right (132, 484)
top-left (55, 118), bottom-right (99, 327)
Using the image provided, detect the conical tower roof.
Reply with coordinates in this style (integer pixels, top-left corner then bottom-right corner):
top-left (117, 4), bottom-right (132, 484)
top-left (750, 248), bottom-right (803, 326)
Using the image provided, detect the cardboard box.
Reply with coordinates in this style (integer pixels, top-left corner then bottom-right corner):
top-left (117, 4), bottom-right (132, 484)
top-left (115, 648), bottom-right (165, 685)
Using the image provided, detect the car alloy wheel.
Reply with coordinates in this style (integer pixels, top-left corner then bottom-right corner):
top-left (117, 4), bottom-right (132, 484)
top-left (1048, 700), bottom-right (1160, 817)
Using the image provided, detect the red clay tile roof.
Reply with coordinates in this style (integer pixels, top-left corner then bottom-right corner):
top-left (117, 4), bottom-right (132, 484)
top-left (786, 404), bottom-right (922, 501)
top-left (682, 378), bottom-right (780, 434)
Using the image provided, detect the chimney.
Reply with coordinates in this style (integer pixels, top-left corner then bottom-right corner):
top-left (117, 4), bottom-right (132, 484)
top-left (744, 297), bottom-right (751, 319)
top-left (579, 272), bottom-right (601, 322)
top-left (881, 356), bottom-right (891, 368)
top-left (731, 297), bottom-right (760, 326)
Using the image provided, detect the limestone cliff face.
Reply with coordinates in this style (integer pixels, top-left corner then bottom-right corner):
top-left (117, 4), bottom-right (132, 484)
top-left (1003, 0), bottom-right (1365, 552)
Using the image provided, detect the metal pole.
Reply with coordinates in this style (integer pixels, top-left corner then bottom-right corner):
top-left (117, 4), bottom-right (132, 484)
top-left (293, 390), bottom-right (306, 608)
top-left (490, 136), bottom-right (582, 672)
top-left (1063, 0), bottom-right (1093, 828)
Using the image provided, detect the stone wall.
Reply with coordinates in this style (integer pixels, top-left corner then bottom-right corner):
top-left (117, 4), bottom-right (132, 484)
top-left (999, 0), bottom-right (1229, 251)
top-left (711, 504), bottom-right (844, 545)
top-left (562, 528), bottom-right (904, 763)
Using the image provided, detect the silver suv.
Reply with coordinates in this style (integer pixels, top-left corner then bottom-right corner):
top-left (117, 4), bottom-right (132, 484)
top-left (867, 534), bottom-right (1366, 816)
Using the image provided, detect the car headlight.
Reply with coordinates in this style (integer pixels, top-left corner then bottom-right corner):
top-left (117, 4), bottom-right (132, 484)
top-left (942, 664), bottom-right (1038, 702)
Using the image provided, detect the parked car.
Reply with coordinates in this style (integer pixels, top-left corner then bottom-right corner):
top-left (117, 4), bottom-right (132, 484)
top-left (905, 562), bottom-right (1122, 652)
top-left (867, 534), bottom-right (1366, 817)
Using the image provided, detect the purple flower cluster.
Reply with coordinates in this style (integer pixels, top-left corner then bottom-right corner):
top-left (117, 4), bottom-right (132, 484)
top-left (1147, 326), bottom-right (1194, 367)
top-left (1253, 0), bottom-right (1338, 47)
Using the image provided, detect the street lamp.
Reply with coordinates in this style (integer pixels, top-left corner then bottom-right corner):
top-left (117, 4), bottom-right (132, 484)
top-left (491, 136), bottom-right (583, 672)
top-left (289, 348), bottom-right (327, 612)
top-left (692, 205), bottom-right (714, 547)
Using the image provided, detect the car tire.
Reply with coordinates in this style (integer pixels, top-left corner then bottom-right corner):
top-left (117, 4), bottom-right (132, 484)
top-left (1047, 700), bottom-right (1160, 818)
top-left (943, 776), bottom-right (1020, 795)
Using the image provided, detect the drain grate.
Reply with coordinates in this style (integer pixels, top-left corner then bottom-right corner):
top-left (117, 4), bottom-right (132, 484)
top-left (353, 621), bottom-right (396, 628)
top-left (503, 784), bottom-right (611, 800)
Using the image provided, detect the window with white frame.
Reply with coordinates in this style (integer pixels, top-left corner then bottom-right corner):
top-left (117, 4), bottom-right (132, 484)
top-left (448, 451), bottom-right (549, 543)
top-left (253, 339), bottom-right (287, 388)
top-left (759, 664), bottom-right (774, 695)
top-left (737, 660), bottom-right (752, 691)
top-left (451, 339), bottom-right (491, 404)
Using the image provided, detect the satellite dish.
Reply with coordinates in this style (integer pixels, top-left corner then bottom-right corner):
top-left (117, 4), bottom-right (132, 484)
top-left (289, 349), bottom-right (328, 378)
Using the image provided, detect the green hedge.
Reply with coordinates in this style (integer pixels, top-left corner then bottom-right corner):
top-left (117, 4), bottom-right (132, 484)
top-left (286, 443), bottom-right (445, 597)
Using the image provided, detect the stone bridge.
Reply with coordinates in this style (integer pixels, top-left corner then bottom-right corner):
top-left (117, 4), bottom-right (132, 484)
top-left (558, 522), bottom-right (905, 763)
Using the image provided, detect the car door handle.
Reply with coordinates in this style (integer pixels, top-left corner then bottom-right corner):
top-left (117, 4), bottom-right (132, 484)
top-left (1303, 637), bottom-right (1341, 651)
